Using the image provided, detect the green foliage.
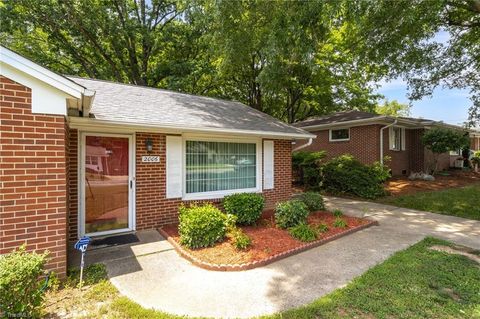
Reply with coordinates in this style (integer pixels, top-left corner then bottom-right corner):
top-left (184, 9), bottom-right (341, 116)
top-left (422, 128), bottom-right (470, 174)
top-left (178, 203), bottom-right (227, 249)
top-left (292, 151), bottom-right (326, 188)
top-left (332, 209), bottom-right (343, 217)
top-left (275, 200), bottom-right (309, 229)
top-left (289, 223), bottom-right (318, 242)
top-left (223, 193), bottom-right (265, 225)
top-left (375, 99), bottom-right (411, 116)
top-left (298, 192), bottom-right (325, 212)
top-left (0, 245), bottom-right (48, 318)
top-left (321, 155), bottom-right (387, 199)
top-left (228, 228), bottom-right (252, 250)
top-left (0, 0), bottom-right (382, 124)
top-left (316, 223), bottom-right (329, 233)
top-left (333, 218), bottom-right (348, 228)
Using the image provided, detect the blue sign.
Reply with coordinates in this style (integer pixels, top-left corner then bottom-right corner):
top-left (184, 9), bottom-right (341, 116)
top-left (74, 236), bottom-right (91, 288)
top-left (74, 236), bottom-right (91, 253)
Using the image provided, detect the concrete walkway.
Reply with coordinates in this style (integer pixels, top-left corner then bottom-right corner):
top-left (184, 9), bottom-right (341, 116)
top-left (99, 197), bottom-right (480, 318)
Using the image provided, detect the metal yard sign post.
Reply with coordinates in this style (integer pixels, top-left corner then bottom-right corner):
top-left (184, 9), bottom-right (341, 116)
top-left (74, 236), bottom-right (91, 288)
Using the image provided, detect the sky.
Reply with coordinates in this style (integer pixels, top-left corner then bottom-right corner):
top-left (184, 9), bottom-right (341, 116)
top-left (377, 79), bottom-right (471, 126)
top-left (376, 30), bottom-right (471, 127)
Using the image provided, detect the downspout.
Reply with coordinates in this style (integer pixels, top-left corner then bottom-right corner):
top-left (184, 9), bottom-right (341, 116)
top-left (293, 138), bottom-right (313, 152)
top-left (380, 119), bottom-right (398, 165)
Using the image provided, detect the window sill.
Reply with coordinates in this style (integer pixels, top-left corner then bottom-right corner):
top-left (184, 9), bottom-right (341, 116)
top-left (182, 187), bottom-right (261, 201)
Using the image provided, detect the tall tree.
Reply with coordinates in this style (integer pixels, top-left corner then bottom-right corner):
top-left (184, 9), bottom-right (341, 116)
top-left (375, 99), bottom-right (411, 117)
top-left (346, 0), bottom-right (480, 126)
top-left (1, 0), bottom-right (186, 86)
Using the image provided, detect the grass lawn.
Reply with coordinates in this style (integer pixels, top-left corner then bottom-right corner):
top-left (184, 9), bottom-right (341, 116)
top-left (45, 237), bottom-right (480, 318)
top-left (379, 184), bottom-right (480, 220)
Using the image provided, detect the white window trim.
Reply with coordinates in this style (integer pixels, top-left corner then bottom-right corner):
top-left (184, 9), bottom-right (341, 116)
top-left (329, 128), bottom-right (350, 142)
top-left (181, 135), bottom-right (263, 201)
top-left (389, 126), bottom-right (406, 151)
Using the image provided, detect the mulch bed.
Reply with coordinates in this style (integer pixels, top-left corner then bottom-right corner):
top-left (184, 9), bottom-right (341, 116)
top-left (159, 210), bottom-right (376, 271)
top-left (385, 170), bottom-right (480, 197)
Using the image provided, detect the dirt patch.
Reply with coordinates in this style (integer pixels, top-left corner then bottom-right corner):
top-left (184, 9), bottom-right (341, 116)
top-left (161, 210), bottom-right (371, 266)
top-left (429, 245), bottom-right (480, 265)
top-left (385, 170), bottom-right (480, 197)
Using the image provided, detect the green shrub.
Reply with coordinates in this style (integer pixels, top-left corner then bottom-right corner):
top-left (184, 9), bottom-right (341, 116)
top-left (289, 224), bottom-right (318, 242)
top-left (0, 246), bottom-right (48, 318)
top-left (333, 217), bottom-right (348, 228)
top-left (299, 192), bottom-right (325, 212)
top-left (321, 154), bottom-right (387, 199)
top-left (275, 200), bottom-right (309, 229)
top-left (223, 193), bottom-right (265, 225)
top-left (292, 151), bottom-right (326, 188)
top-left (178, 203), bottom-right (227, 249)
top-left (333, 209), bottom-right (343, 217)
top-left (229, 228), bottom-right (252, 250)
top-left (316, 223), bottom-right (329, 233)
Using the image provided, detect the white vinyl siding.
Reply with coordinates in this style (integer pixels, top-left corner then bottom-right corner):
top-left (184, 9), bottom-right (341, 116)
top-left (263, 141), bottom-right (274, 190)
top-left (166, 136), bottom-right (183, 198)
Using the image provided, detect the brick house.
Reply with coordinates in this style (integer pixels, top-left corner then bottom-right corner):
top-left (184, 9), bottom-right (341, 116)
top-left (294, 110), bottom-right (480, 176)
top-left (0, 46), bottom-right (314, 277)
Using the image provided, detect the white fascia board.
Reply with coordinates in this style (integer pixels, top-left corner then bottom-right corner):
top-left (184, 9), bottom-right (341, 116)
top-left (68, 117), bottom-right (316, 139)
top-left (299, 116), bottom-right (429, 131)
top-left (1, 46), bottom-right (84, 98)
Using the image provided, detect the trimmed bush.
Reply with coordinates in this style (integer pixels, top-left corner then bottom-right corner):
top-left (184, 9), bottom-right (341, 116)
top-left (316, 223), bottom-right (329, 233)
top-left (299, 192), bottom-right (325, 212)
top-left (333, 209), bottom-right (343, 217)
top-left (0, 245), bottom-right (48, 318)
top-left (289, 224), bottom-right (318, 242)
top-left (223, 193), bottom-right (265, 225)
top-left (321, 154), bottom-right (387, 199)
top-left (292, 151), bottom-right (326, 188)
top-left (333, 217), bottom-right (348, 228)
top-left (275, 200), bottom-right (309, 229)
top-left (229, 228), bottom-right (252, 250)
top-left (178, 203), bottom-right (227, 249)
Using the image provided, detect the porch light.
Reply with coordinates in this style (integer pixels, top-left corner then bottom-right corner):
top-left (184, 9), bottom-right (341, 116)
top-left (145, 138), bottom-right (153, 153)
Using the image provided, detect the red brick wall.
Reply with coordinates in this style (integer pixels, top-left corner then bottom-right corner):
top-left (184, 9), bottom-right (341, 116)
top-left (0, 76), bottom-right (68, 277)
top-left (67, 132), bottom-right (292, 238)
top-left (263, 139), bottom-right (292, 208)
top-left (409, 129), bottom-right (425, 172)
top-left (301, 125), bottom-right (381, 165)
top-left (382, 128), bottom-right (410, 176)
top-left (67, 129), bottom-right (78, 241)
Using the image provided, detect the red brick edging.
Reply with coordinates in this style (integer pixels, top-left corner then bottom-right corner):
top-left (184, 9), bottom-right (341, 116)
top-left (158, 220), bottom-right (379, 271)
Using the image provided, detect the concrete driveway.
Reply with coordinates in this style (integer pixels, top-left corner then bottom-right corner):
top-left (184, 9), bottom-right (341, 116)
top-left (101, 196), bottom-right (480, 318)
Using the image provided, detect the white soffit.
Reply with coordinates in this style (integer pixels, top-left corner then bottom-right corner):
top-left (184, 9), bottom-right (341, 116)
top-left (0, 46), bottom-right (85, 115)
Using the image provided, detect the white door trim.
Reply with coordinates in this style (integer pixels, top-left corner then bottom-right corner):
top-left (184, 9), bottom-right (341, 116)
top-left (78, 132), bottom-right (136, 238)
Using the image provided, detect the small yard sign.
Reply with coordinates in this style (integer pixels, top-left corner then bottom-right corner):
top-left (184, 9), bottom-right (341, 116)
top-left (142, 155), bottom-right (160, 162)
top-left (74, 236), bottom-right (91, 288)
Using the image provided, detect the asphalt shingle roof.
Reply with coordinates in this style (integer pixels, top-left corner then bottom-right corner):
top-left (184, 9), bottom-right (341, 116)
top-left (294, 110), bottom-right (379, 127)
top-left (69, 77), bottom-right (312, 138)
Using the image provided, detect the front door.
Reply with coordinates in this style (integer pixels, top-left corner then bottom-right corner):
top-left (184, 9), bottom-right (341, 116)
top-left (80, 133), bottom-right (134, 236)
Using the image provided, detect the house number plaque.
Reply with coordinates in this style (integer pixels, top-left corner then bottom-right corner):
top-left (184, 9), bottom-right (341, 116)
top-left (142, 155), bottom-right (160, 163)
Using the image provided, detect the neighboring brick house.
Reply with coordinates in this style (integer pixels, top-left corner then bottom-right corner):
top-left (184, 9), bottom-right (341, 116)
top-left (294, 110), bottom-right (480, 176)
top-left (0, 46), bottom-right (314, 277)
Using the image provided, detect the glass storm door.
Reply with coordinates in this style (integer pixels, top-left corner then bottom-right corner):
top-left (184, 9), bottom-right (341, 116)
top-left (83, 134), bottom-right (132, 235)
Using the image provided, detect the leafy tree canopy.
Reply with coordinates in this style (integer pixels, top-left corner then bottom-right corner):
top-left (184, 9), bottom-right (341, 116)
top-left (1, 0), bottom-right (479, 124)
top-left (346, 0), bottom-right (480, 127)
top-left (375, 99), bottom-right (411, 117)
